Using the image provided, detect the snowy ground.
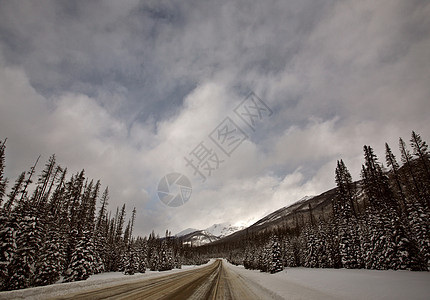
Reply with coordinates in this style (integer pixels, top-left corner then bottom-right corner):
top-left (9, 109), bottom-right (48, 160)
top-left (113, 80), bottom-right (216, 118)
top-left (0, 260), bottom-right (214, 300)
top-left (224, 260), bottom-right (430, 300)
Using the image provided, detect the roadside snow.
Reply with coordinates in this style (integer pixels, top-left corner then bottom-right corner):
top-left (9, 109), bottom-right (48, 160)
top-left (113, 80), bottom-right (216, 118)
top-left (0, 261), bottom-right (214, 300)
top-left (224, 260), bottom-right (430, 300)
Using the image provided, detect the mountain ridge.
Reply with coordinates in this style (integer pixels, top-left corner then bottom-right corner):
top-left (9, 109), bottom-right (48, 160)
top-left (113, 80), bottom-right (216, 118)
top-left (177, 222), bottom-right (246, 246)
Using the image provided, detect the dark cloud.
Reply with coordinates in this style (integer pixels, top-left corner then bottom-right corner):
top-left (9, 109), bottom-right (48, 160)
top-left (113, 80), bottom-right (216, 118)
top-left (1, 0), bottom-right (429, 235)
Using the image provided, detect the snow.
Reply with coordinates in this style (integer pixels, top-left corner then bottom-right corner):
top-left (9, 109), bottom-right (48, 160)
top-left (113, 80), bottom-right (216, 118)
top-left (0, 261), bottom-right (214, 300)
top-left (224, 260), bottom-right (430, 300)
top-left (251, 195), bottom-right (316, 227)
top-left (176, 222), bottom-right (245, 238)
top-left (175, 227), bottom-right (198, 237)
top-left (181, 230), bottom-right (220, 246)
top-left (204, 222), bottom-right (245, 237)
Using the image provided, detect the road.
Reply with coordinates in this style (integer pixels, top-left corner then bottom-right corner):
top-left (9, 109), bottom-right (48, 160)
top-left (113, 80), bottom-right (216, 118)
top-left (51, 260), bottom-right (263, 300)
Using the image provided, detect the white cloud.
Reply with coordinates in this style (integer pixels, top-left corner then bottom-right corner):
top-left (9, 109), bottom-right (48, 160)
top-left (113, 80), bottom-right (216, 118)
top-left (1, 0), bottom-right (430, 236)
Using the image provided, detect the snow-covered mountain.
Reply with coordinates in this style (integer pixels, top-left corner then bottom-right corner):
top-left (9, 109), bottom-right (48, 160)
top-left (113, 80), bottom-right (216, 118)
top-left (179, 230), bottom-right (220, 246)
top-left (176, 222), bottom-right (245, 238)
top-left (175, 227), bottom-right (199, 237)
top-left (250, 195), bottom-right (315, 228)
top-left (204, 222), bottom-right (246, 238)
top-left (176, 222), bottom-right (246, 246)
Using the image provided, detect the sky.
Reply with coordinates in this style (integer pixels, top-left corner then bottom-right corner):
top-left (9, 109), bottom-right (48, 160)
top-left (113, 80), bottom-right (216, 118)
top-left (0, 0), bottom-right (429, 237)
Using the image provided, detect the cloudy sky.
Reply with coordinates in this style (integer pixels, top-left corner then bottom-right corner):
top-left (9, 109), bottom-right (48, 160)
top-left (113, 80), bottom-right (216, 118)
top-left (0, 0), bottom-right (429, 236)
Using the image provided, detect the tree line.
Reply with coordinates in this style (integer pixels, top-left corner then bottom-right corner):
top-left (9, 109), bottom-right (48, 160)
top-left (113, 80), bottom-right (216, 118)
top-left (194, 131), bottom-right (430, 273)
top-left (0, 142), bottom-right (196, 291)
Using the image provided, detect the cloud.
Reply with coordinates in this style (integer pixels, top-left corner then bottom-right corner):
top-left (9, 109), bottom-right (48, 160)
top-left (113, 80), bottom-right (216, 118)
top-left (1, 0), bottom-right (430, 235)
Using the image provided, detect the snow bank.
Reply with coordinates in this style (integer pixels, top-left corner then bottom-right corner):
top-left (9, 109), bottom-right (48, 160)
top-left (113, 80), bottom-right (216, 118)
top-left (225, 261), bottom-right (430, 300)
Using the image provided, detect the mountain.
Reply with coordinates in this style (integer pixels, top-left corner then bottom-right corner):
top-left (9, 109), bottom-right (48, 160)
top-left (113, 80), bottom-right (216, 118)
top-left (177, 183), bottom-right (363, 247)
top-left (180, 230), bottom-right (220, 246)
top-left (204, 222), bottom-right (246, 238)
top-left (175, 228), bottom-right (199, 237)
top-left (208, 184), bottom-right (363, 246)
top-left (177, 222), bottom-right (246, 246)
top-left (207, 182), bottom-right (366, 246)
top-left (249, 195), bottom-right (315, 228)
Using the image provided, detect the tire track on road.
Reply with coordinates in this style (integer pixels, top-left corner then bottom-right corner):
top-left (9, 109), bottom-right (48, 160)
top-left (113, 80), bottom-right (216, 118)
top-left (50, 259), bottom-right (263, 300)
top-left (51, 260), bottom-right (221, 300)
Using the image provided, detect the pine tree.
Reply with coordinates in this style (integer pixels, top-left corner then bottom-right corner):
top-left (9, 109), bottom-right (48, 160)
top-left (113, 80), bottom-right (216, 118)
top-left (315, 221), bottom-right (335, 268)
top-left (159, 240), bottom-right (173, 271)
top-left (358, 216), bottom-right (372, 269)
top-left (93, 218), bottom-right (108, 274)
top-left (385, 143), bottom-right (407, 215)
top-left (123, 242), bottom-right (138, 275)
top-left (361, 209), bottom-right (391, 269)
top-left (19, 156), bottom-right (40, 206)
top-left (392, 221), bottom-right (426, 271)
top-left (283, 239), bottom-right (293, 267)
top-left (406, 201), bottom-right (430, 269)
top-left (258, 244), bottom-right (269, 272)
top-left (88, 180), bottom-right (100, 227)
top-left (385, 141), bottom-right (428, 270)
top-left (46, 167), bottom-right (67, 218)
top-left (335, 160), bottom-right (360, 268)
top-left (243, 248), bottom-right (254, 269)
top-left (174, 251), bottom-right (182, 270)
top-left (63, 171), bottom-right (86, 269)
top-left (410, 131), bottom-right (430, 207)
top-left (5, 215), bottom-right (43, 290)
top-left (34, 229), bottom-right (65, 286)
top-left (269, 235), bottom-right (283, 273)
top-left (399, 138), bottom-right (426, 207)
top-left (96, 187), bottom-right (109, 231)
top-left (149, 247), bottom-right (160, 271)
top-left (93, 187), bottom-right (109, 272)
top-left (64, 231), bottom-right (96, 282)
top-left (76, 180), bottom-right (93, 233)
top-left (3, 172), bottom-right (26, 213)
top-left (106, 204), bottom-right (127, 272)
top-left (123, 221), bottom-right (131, 249)
top-left (335, 160), bottom-right (357, 219)
top-left (410, 131), bottom-right (430, 185)
top-left (34, 155), bottom-right (56, 208)
top-left (362, 145), bottom-right (395, 209)
top-left (338, 219), bottom-right (360, 268)
top-left (106, 212), bottom-right (117, 271)
top-left (303, 225), bottom-right (319, 268)
top-left (67, 170), bottom-right (86, 234)
top-left (116, 204), bottom-right (126, 243)
top-left (0, 214), bottom-right (16, 291)
top-left (0, 139), bottom-right (8, 207)
top-left (135, 237), bottom-right (147, 273)
top-left (361, 145), bottom-right (397, 269)
top-left (283, 237), bottom-right (300, 267)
